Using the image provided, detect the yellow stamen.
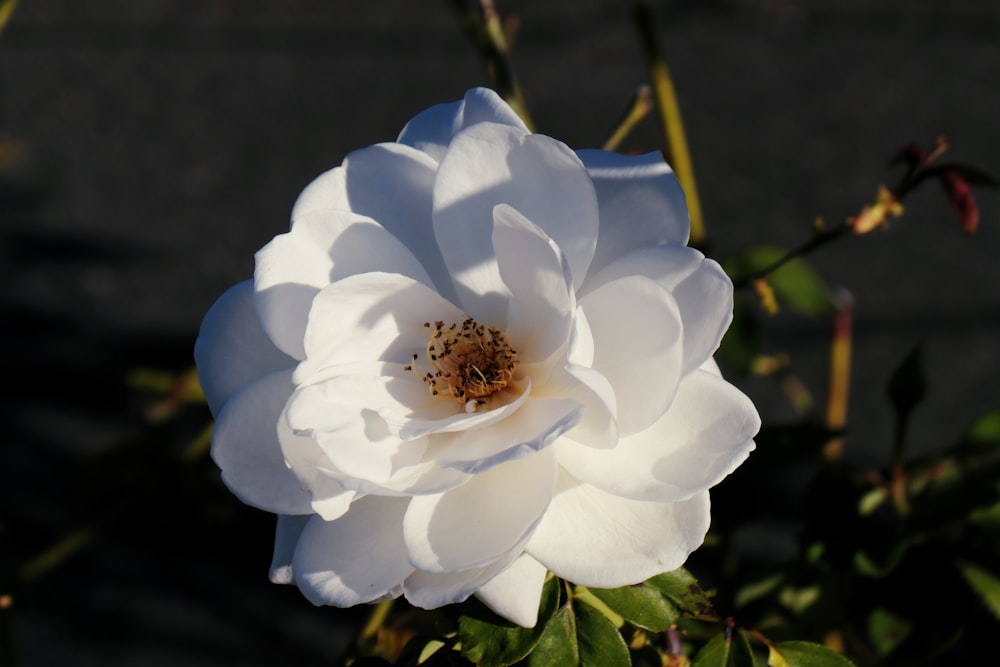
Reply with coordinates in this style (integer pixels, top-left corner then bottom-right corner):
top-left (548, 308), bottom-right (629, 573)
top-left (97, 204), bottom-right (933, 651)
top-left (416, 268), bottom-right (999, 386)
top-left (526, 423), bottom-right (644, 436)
top-left (407, 318), bottom-right (518, 406)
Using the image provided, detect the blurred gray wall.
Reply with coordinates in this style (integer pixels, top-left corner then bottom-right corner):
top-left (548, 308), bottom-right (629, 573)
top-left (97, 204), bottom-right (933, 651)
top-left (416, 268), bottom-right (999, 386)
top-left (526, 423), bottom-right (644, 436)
top-left (1, 1), bottom-right (998, 664)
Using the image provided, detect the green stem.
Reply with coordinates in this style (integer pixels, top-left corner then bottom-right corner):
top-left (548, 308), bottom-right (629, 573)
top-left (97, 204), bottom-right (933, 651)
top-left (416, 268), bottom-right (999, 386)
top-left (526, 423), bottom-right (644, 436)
top-left (359, 599), bottom-right (395, 644)
top-left (603, 86), bottom-right (654, 151)
top-left (632, 0), bottom-right (706, 247)
top-left (732, 139), bottom-right (948, 290)
top-left (446, 0), bottom-right (535, 130)
top-left (573, 586), bottom-right (625, 628)
top-left (732, 224), bottom-right (851, 290)
top-left (0, 0), bottom-right (20, 36)
top-left (18, 521), bottom-right (105, 583)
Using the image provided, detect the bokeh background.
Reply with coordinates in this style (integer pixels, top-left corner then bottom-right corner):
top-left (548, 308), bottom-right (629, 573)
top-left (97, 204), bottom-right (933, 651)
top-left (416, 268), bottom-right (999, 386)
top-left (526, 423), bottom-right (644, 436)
top-left (1, 0), bottom-right (998, 664)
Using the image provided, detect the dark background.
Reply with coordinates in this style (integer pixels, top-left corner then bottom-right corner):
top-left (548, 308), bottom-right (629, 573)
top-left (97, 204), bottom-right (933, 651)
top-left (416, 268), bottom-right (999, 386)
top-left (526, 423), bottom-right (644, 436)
top-left (1, 1), bottom-right (998, 664)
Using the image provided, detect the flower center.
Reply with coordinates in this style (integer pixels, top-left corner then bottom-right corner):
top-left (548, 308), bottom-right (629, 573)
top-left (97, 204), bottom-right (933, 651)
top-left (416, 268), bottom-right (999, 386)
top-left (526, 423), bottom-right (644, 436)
top-left (405, 318), bottom-right (519, 411)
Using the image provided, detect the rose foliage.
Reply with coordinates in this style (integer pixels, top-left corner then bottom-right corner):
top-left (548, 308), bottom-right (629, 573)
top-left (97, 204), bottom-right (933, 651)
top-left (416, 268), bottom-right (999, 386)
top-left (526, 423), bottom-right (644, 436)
top-left (194, 87), bottom-right (760, 627)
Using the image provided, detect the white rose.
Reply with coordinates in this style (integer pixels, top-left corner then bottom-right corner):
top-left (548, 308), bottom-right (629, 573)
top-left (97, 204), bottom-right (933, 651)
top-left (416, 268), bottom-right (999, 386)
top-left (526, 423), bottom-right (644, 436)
top-left (195, 87), bottom-right (760, 628)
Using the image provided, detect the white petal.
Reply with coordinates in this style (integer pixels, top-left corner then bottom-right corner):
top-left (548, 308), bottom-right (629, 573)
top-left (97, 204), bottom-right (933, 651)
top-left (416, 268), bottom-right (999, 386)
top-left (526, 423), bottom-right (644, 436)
top-left (398, 378), bottom-right (533, 441)
top-left (293, 359), bottom-right (532, 446)
top-left (277, 398), bottom-right (359, 519)
top-left (555, 369), bottom-right (759, 501)
top-left (493, 204), bottom-right (575, 374)
top-left (579, 275), bottom-right (683, 435)
top-left (308, 474), bottom-right (358, 521)
top-left (211, 369), bottom-right (312, 515)
top-left (671, 258), bottom-right (734, 374)
top-left (293, 497), bottom-right (414, 606)
top-left (474, 554), bottom-right (548, 628)
top-left (404, 449), bottom-right (557, 573)
top-left (396, 99), bottom-right (463, 163)
top-left (287, 362), bottom-right (473, 495)
top-left (293, 143), bottom-right (455, 298)
top-left (567, 307), bottom-right (594, 367)
top-left (585, 245), bottom-right (733, 375)
top-left (287, 366), bottom-right (435, 479)
top-left (433, 122), bottom-right (599, 319)
top-left (397, 87), bottom-right (529, 163)
top-left (269, 514), bottom-right (311, 584)
top-left (536, 364), bottom-right (618, 449)
top-left (576, 149), bottom-right (689, 278)
top-left (436, 396), bottom-right (583, 474)
top-left (403, 550), bottom-right (518, 612)
top-left (295, 272), bottom-right (468, 381)
top-left (526, 472), bottom-right (711, 588)
top-left (194, 280), bottom-right (295, 416)
top-left (458, 87), bottom-right (531, 133)
top-left (254, 210), bottom-right (433, 360)
top-left (289, 164), bottom-right (347, 222)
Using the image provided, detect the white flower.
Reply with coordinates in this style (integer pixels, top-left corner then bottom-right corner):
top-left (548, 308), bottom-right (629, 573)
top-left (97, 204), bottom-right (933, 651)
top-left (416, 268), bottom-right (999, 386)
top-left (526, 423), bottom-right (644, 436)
top-left (195, 88), bottom-right (760, 628)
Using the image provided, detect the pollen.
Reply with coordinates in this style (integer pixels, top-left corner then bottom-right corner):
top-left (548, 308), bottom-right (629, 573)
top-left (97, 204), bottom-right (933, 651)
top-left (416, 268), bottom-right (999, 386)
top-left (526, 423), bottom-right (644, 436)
top-left (408, 318), bottom-right (519, 406)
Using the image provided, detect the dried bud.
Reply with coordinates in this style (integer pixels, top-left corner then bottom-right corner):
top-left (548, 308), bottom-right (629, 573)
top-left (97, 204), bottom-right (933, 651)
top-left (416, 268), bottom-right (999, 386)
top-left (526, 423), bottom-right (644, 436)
top-left (752, 278), bottom-right (779, 315)
top-left (849, 185), bottom-right (903, 234)
top-left (939, 169), bottom-right (979, 235)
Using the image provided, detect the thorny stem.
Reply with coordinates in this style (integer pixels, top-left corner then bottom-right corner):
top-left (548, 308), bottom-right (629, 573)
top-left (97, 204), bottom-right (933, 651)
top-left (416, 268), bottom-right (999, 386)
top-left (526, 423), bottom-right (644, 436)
top-left (889, 403), bottom-right (912, 514)
top-left (574, 586), bottom-right (626, 628)
top-left (359, 599), bottom-right (395, 644)
top-left (446, 0), bottom-right (535, 130)
top-left (733, 137), bottom-right (962, 290)
top-left (733, 137), bottom-right (980, 289)
top-left (0, 0), bottom-right (19, 36)
top-left (17, 521), bottom-right (107, 583)
top-left (632, 0), bottom-right (707, 247)
top-left (747, 626), bottom-right (776, 651)
top-left (603, 85), bottom-right (654, 152)
top-left (822, 291), bottom-right (854, 462)
top-left (732, 224), bottom-right (851, 290)
top-left (665, 626), bottom-right (685, 657)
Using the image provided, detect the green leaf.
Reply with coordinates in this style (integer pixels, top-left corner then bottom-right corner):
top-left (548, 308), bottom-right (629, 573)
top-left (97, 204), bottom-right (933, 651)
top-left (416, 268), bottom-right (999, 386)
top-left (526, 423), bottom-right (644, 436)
top-left (527, 599), bottom-right (630, 667)
top-left (646, 568), bottom-right (715, 617)
top-left (957, 560), bottom-right (1000, 620)
top-left (574, 600), bottom-right (631, 667)
top-left (778, 585), bottom-right (820, 614)
top-left (692, 629), bottom-right (756, 667)
top-left (398, 635), bottom-right (473, 666)
top-left (857, 486), bottom-right (888, 516)
top-left (398, 635), bottom-right (445, 665)
top-left (852, 534), bottom-right (917, 579)
top-left (867, 608), bottom-right (912, 656)
top-left (958, 408), bottom-right (1000, 451)
top-left (459, 575), bottom-right (559, 667)
top-left (725, 246), bottom-right (836, 318)
top-left (969, 498), bottom-right (1000, 530)
top-left (528, 605), bottom-right (579, 667)
top-left (587, 583), bottom-right (680, 632)
top-left (718, 294), bottom-right (761, 375)
top-left (905, 418), bottom-right (1000, 529)
top-left (734, 573), bottom-right (785, 608)
top-left (769, 641), bottom-right (856, 667)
